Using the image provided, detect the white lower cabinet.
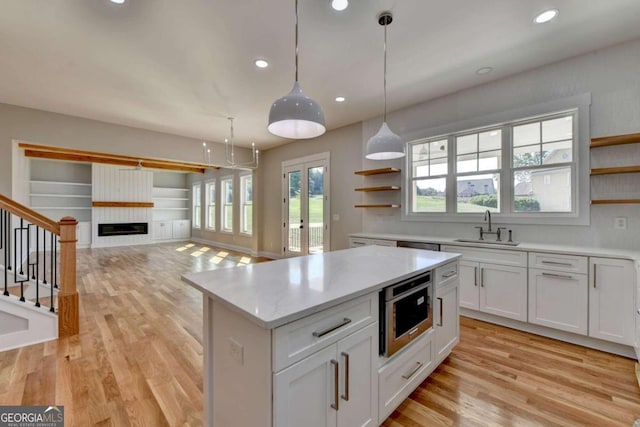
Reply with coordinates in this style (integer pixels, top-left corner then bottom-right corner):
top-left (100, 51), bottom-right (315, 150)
top-left (76, 221), bottom-right (91, 247)
top-left (153, 219), bottom-right (190, 240)
top-left (274, 322), bottom-right (378, 427)
top-left (435, 280), bottom-right (459, 363)
top-left (589, 257), bottom-right (635, 345)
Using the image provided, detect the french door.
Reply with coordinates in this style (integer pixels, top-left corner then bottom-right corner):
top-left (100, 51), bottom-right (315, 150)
top-left (282, 153), bottom-right (330, 256)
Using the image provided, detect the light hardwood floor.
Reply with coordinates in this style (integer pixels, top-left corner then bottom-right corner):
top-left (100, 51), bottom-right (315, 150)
top-left (1, 242), bottom-right (639, 426)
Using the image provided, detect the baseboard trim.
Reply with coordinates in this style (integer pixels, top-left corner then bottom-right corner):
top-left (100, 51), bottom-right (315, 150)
top-left (190, 237), bottom-right (255, 257)
top-left (259, 251), bottom-right (283, 260)
top-left (461, 308), bottom-right (637, 359)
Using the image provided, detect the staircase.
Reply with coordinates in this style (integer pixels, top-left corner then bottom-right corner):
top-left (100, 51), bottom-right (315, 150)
top-left (0, 193), bottom-right (79, 352)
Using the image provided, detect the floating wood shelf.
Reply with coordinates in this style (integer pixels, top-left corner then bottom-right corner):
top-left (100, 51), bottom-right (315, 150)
top-left (354, 186), bottom-right (401, 192)
top-left (590, 166), bottom-right (640, 176)
top-left (590, 133), bottom-right (640, 148)
top-left (92, 201), bottom-right (154, 208)
top-left (354, 204), bottom-right (401, 208)
top-left (354, 168), bottom-right (400, 176)
top-left (591, 199), bottom-right (640, 205)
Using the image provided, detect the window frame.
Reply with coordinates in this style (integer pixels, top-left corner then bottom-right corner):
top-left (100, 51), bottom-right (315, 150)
top-left (205, 180), bottom-right (216, 231)
top-left (402, 93), bottom-right (591, 226)
top-left (240, 173), bottom-right (253, 236)
top-left (192, 182), bottom-right (201, 229)
top-left (220, 176), bottom-right (234, 233)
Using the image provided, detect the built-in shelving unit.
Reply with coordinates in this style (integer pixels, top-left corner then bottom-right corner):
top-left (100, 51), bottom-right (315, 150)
top-left (589, 132), bottom-right (640, 205)
top-left (152, 172), bottom-right (190, 221)
top-left (354, 168), bottom-right (401, 208)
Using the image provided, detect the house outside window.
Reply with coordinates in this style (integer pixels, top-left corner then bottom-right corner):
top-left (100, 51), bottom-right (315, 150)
top-left (192, 183), bottom-right (201, 229)
top-left (240, 174), bottom-right (253, 235)
top-left (205, 181), bottom-right (216, 230)
top-left (221, 177), bottom-right (233, 232)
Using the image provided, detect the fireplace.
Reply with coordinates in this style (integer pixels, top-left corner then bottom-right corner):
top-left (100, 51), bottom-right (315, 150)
top-left (98, 222), bottom-right (148, 237)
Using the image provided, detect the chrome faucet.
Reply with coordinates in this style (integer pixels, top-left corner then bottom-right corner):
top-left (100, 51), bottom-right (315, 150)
top-left (484, 210), bottom-right (492, 232)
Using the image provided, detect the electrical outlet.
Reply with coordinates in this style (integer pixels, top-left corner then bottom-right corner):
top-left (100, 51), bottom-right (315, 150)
top-left (614, 217), bottom-right (627, 230)
top-left (228, 338), bottom-right (244, 365)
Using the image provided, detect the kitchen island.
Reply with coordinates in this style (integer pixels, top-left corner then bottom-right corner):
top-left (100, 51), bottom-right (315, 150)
top-left (182, 245), bottom-right (460, 427)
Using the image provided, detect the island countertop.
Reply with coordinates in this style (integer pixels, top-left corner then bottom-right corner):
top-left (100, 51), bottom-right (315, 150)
top-left (181, 245), bottom-right (460, 329)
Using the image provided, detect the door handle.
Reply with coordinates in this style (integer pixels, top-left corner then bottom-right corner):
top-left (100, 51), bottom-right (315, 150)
top-left (340, 352), bottom-right (349, 401)
top-left (474, 266), bottom-right (478, 287)
top-left (331, 359), bottom-right (339, 410)
top-left (401, 362), bottom-right (423, 380)
top-left (438, 297), bottom-right (443, 326)
top-left (480, 267), bottom-right (484, 287)
top-left (312, 318), bottom-right (352, 338)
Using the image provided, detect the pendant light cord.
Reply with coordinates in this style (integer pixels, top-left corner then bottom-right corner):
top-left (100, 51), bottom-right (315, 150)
top-left (383, 18), bottom-right (388, 122)
top-left (295, 0), bottom-right (299, 82)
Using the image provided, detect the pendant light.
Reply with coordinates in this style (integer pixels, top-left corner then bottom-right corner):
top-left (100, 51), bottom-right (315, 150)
top-left (366, 12), bottom-right (405, 160)
top-left (268, 0), bottom-right (326, 139)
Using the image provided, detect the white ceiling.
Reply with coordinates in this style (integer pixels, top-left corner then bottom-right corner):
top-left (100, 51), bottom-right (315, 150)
top-left (1, 0), bottom-right (640, 150)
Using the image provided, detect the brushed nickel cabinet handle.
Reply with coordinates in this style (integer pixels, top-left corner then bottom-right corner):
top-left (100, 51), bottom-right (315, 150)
top-left (437, 297), bottom-right (443, 326)
top-left (442, 271), bottom-right (456, 278)
top-left (341, 352), bottom-right (350, 401)
top-left (474, 266), bottom-right (478, 287)
top-left (593, 264), bottom-right (597, 288)
top-left (331, 359), bottom-right (339, 410)
top-left (402, 362), bottom-right (423, 380)
top-left (480, 267), bottom-right (484, 287)
top-left (541, 260), bottom-right (573, 267)
top-left (542, 272), bottom-right (573, 280)
top-left (312, 318), bottom-right (352, 338)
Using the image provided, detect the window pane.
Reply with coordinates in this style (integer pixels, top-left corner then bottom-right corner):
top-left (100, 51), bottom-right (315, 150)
top-left (479, 129), bottom-right (501, 151)
top-left (513, 122), bottom-right (540, 147)
top-left (241, 175), bottom-right (252, 235)
top-left (412, 139), bottom-right (447, 177)
top-left (413, 178), bottom-right (446, 212)
top-left (221, 179), bottom-right (233, 232)
top-left (514, 166), bottom-right (571, 212)
top-left (206, 182), bottom-right (216, 230)
top-left (192, 184), bottom-right (201, 228)
top-left (456, 134), bottom-right (476, 155)
top-left (513, 145), bottom-right (541, 167)
top-left (542, 140), bottom-right (572, 164)
top-left (431, 156), bottom-right (448, 175)
top-left (457, 153), bottom-right (477, 173)
top-left (457, 174), bottom-right (500, 213)
top-left (308, 166), bottom-right (324, 253)
top-left (478, 149), bottom-right (501, 171)
top-left (542, 116), bottom-right (572, 142)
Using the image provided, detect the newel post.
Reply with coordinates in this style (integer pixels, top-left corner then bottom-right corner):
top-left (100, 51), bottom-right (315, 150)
top-left (58, 216), bottom-right (79, 337)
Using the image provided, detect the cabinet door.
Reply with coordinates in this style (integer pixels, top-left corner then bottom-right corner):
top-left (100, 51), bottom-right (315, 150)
top-left (589, 258), bottom-right (635, 345)
top-left (435, 282), bottom-right (459, 363)
top-left (336, 323), bottom-right (378, 427)
top-left (459, 260), bottom-right (479, 310)
top-left (76, 221), bottom-right (91, 247)
top-left (528, 269), bottom-right (588, 335)
top-left (480, 263), bottom-right (527, 321)
top-left (172, 220), bottom-right (191, 239)
top-left (152, 221), bottom-right (172, 240)
top-left (274, 345), bottom-right (337, 427)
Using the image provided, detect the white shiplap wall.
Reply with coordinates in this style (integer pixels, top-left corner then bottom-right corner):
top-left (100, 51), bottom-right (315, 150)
top-left (92, 164), bottom-right (153, 247)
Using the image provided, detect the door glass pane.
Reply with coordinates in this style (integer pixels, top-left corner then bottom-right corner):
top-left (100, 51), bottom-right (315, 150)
top-left (307, 166), bottom-right (324, 254)
top-left (288, 171), bottom-right (301, 253)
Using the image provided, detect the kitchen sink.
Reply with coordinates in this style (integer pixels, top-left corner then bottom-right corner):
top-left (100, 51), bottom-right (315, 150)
top-left (453, 238), bottom-right (520, 246)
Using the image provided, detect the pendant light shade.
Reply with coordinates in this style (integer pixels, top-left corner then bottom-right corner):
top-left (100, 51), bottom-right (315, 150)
top-left (268, 0), bottom-right (326, 139)
top-left (365, 12), bottom-right (404, 160)
top-left (268, 81), bottom-right (326, 139)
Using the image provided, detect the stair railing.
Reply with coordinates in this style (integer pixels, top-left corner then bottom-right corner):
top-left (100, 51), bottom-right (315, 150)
top-left (0, 193), bottom-right (78, 337)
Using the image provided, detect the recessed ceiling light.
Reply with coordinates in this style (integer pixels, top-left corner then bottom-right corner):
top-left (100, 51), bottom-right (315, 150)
top-left (254, 59), bottom-right (269, 69)
top-left (331, 0), bottom-right (348, 11)
top-left (335, 96), bottom-right (345, 102)
top-left (110, 0), bottom-right (125, 4)
top-left (476, 67), bottom-right (493, 75)
top-left (534, 9), bottom-right (558, 24)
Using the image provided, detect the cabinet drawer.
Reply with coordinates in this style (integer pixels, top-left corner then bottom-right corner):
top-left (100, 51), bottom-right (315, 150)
top-left (273, 293), bottom-right (378, 372)
top-left (442, 245), bottom-right (527, 267)
top-left (529, 252), bottom-right (587, 274)
top-left (349, 238), bottom-right (372, 248)
top-left (435, 261), bottom-right (458, 288)
top-left (372, 239), bottom-right (397, 247)
top-left (378, 331), bottom-right (434, 423)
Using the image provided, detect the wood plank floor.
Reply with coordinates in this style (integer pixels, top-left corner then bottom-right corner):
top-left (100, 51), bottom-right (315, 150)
top-left (1, 242), bottom-right (639, 426)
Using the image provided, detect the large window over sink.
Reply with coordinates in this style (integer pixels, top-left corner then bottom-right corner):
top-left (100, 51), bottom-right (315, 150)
top-left (406, 109), bottom-right (579, 223)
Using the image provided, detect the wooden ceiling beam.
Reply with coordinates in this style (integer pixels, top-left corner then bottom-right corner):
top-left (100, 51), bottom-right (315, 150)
top-left (19, 142), bottom-right (213, 174)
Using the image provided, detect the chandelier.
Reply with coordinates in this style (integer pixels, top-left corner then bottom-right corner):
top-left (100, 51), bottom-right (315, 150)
top-left (203, 117), bottom-right (259, 169)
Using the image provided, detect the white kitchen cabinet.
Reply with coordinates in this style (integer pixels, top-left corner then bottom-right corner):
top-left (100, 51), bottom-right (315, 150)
top-left (445, 245), bottom-right (527, 322)
top-left (348, 237), bottom-right (396, 248)
top-left (153, 221), bottom-right (173, 240)
top-left (172, 219), bottom-right (191, 239)
top-left (434, 262), bottom-right (459, 363)
top-left (76, 221), bottom-right (91, 247)
top-left (589, 257), bottom-right (636, 346)
top-left (274, 322), bottom-right (378, 427)
top-left (528, 252), bottom-right (589, 335)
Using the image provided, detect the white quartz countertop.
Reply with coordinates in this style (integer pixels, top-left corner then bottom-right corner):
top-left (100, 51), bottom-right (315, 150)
top-left (182, 245), bottom-right (460, 329)
top-left (350, 232), bottom-right (640, 261)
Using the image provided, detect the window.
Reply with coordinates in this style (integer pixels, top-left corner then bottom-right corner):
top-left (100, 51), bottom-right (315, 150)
top-left (407, 110), bottom-right (577, 219)
top-left (205, 181), bottom-right (216, 230)
top-left (240, 174), bottom-right (253, 235)
top-left (221, 177), bottom-right (233, 232)
top-left (192, 183), bottom-right (201, 229)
